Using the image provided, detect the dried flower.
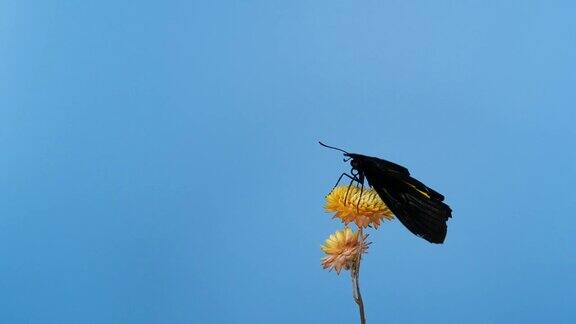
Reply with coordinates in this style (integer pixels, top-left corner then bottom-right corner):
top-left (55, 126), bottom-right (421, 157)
top-left (321, 228), bottom-right (369, 274)
top-left (325, 186), bottom-right (394, 228)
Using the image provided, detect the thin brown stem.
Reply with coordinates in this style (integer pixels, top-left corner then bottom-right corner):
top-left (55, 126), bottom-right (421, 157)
top-left (351, 228), bottom-right (367, 324)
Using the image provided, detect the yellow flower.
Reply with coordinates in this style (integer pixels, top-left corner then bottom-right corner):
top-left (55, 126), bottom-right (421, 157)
top-left (325, 186), bottom-right (394, 228)
top-left (321, 228), bottom-right (369, 274)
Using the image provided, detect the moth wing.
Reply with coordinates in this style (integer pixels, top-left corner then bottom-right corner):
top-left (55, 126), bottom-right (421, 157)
top-left (370, 156), bottom-right (445, 201)
top-left (362, 161), bottom-right (451, 244)
top-left (370, 156), bottom-right (411, 176)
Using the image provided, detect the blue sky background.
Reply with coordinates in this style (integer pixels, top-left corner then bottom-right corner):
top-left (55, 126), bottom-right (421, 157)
top-left (1, 1), bottom-right (575, 323)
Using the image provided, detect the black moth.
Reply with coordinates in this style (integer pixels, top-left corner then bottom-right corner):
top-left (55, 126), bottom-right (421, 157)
top-left (320, 142), bottom-right (452, 244)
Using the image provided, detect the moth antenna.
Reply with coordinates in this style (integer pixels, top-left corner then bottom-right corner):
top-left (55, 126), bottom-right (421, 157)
top-left (318, 141), bottom-right (349, 154)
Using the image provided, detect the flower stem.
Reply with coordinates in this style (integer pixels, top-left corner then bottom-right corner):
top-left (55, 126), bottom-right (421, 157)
top-left (351, 228), bottom-right (367, 324)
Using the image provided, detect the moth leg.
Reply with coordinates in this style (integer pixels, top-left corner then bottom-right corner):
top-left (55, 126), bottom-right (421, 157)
top-left (332, 173), bottom-right (348, 189)
top-left (333, 173), bottom-right (361, 189)
top-left (331, 173), bottom-right (361, 205)
top-left (356, 181), bottom-right (364, 212)
top-left (344, 178), bottom-right (354, 205)
top-left (348, 168), bottom-right (362, 206)
top-left (342, 174), bottom-right (362, 205)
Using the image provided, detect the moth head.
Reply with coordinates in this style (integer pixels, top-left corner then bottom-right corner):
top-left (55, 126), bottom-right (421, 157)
top-left (348, 155), bottom-right (365, 171)
top-left (350, 157), bottom-right (358, 167)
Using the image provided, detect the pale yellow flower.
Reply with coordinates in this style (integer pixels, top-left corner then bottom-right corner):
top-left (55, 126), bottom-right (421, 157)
top-left (325, 186), bottom-right (394, 228)
top-left (321, 228), bottom-right (369, 274)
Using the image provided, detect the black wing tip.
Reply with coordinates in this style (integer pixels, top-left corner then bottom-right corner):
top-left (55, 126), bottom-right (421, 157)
top-left (417, 223), bottom-right (447, 244)
top-left (424, 234), bottom-right (447, 244)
